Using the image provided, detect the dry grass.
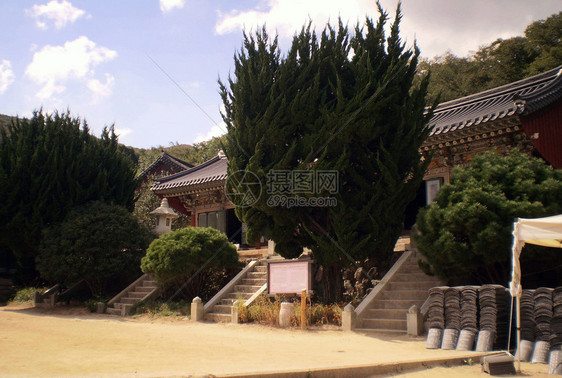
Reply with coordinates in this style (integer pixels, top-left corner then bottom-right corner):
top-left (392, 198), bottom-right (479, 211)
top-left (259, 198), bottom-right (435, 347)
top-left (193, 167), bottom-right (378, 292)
top-left (238, 294), bottom-right (342, 327)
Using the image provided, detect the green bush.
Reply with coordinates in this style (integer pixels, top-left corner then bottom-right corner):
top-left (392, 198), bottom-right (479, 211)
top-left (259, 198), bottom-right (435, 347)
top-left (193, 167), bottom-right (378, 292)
top-left (414, 150), bottom-right (562, 285)
top-left (37, 201), bottom-right (154, 298)
top-left (141, 227), bottom-right (240, 300)
top-left (11, 287), bottom-right (45, 302)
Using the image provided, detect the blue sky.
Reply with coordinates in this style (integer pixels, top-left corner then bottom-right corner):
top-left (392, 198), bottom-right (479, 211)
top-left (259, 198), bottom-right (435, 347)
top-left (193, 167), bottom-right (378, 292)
top-left (0, 0), bottom-right (560, 149)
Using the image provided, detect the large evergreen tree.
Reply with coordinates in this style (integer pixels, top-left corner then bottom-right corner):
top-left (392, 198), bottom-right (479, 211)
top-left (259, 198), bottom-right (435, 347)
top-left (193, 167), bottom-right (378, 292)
top-left (220, 4), bottom-right (433, 301)
top-left (0, 110), bottom-right (138, 282)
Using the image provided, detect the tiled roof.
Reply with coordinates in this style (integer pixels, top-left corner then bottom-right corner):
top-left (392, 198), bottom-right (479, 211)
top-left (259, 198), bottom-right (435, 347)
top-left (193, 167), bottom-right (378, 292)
top-left (151, 154), bottom-right (227, 192)
top-left (428, 66), bottom-right (562, 138)
top-left (137, 151), bottom-right (193, 180)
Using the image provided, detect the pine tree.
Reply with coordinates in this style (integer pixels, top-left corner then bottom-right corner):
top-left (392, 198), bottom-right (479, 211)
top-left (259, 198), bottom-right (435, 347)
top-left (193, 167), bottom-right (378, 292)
top-left (221, 4), bottom-right (433, 302)
top-left (0, 110), bottom-right (138, 283)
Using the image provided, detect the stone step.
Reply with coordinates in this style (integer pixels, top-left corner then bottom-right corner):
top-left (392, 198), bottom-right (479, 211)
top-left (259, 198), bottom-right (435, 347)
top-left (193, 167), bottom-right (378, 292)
top-left (213, 304), bottom-right (232, 314)
top-left (364, 308), bottom-right (408, 319)
top-left (128, 291), bottom-right (148, 299)
top-left (382, 289), bottom-right (429, 300)
top-left (224, 292), bottom-right (253, 300)
top-left (143, 280), bottom-right (157, 287)
top-left (370, 299), bottom-right (425, 310)
top-left (254, 266), bottom-right (267, 273)
top-left (362, 318), bottom-right (406, 330)
top-left (399, 264), bottom-right (426, 273)
top-left (354, 328), bottom-right (406, 335)
top-left (135, 286), bottom-right (154, 293)
top-left (393, 272), bottom-right (440, 282)
top-left (387, 281), bottom-right (439, 291)
top-left (234, 284), bottom-right (264, 293)
top-left (106, 307), bottom-right (121, 316)
top-left (220, 298), bottom-right (235, 306)
top-left (119, 297), bottom-right (138, 304)
top-left (247, 272), bottom-right (266, 279)
top-left (205, 312), bottom-right (231, 322)
top-left (239, 278), bottom-right (266, 286)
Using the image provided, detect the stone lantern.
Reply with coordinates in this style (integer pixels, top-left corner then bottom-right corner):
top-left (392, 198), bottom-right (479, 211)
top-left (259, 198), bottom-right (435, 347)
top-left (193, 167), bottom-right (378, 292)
top-left (150, 198), bottom-right (179, 235)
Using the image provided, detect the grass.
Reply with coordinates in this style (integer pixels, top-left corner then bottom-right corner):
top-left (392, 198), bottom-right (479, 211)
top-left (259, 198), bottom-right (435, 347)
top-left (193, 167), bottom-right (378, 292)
top-left (130, 299), bottom-right (190, 318)
top-left (11, 287), bottom-right (46, 303)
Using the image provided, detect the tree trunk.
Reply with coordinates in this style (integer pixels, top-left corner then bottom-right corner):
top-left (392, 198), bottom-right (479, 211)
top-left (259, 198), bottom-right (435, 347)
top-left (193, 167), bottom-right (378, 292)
top-left (318, 263), bottom-right (343, 304)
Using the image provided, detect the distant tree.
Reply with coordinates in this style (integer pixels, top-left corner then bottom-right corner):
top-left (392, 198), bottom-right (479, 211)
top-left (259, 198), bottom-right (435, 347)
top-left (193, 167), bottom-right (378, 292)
top-left (418, 12), bottom-right (562, 103)
top-left (133, 174), bottom-right (190, 232)
top-left (0, 110), bottom-right (138, 283)
top-left (525, 12), bottom-right (562, 75)
top-left (37, 201), bottom-right (153, 298)
top-left (417, 53), bottom-right (482, 103)
top-left (141, 227), bottom-right (240, 300)
top-left (414, 150), bottom-right (562, 286)
top-left (134, 135), bottom-right (227, 175)
top-left (474, 37), bottom-right (539, 85)
top-left (221, 4), bottom-right (433, 302)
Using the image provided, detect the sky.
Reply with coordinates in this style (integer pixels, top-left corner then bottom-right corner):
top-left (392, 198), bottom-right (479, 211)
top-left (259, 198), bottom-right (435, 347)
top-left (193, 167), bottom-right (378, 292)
top-left (0, 1), bottom-right (560, 149)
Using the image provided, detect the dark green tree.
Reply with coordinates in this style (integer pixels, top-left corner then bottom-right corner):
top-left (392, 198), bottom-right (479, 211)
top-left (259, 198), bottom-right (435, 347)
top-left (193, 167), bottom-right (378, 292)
top-left (141, 227), bottom-right (240, 300)
top-left (414, 150), bottom-right (562, 286)
top-left (37, 201), bottom-right (153, 297)
top-left (0, 110), bottom-right (138, 283)
top-left (221, 4), bottom-right (433, 301)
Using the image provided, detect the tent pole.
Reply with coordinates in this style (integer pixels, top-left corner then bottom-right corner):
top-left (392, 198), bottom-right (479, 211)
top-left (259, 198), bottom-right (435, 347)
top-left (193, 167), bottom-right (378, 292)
top-left (516, 295), bottom-right (521, 372)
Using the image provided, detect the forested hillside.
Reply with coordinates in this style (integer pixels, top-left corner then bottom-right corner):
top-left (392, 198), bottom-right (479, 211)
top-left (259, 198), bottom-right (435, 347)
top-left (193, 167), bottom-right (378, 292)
top-left (132, 134), bottom-right (226, 174)
top-left (417, 12), bottom-right (561, 103)
top-left (0, 114), bottom-right (17, 132)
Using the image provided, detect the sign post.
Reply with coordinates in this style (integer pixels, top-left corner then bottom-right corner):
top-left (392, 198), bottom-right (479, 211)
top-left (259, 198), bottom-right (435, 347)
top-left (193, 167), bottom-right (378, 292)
top-left (301, 289), bottom-right (307, 330)
top-left (267, 260), bottom-right (312, 295)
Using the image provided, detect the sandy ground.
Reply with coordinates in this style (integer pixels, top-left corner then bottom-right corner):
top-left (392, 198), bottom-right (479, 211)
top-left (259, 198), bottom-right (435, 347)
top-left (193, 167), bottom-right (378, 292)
top-left (0, 303), bottom-right (550, 377)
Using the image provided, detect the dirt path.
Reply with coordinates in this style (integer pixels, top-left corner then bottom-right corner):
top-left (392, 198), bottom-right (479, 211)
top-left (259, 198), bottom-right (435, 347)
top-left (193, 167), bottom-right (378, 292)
top-left (0, 303), bottom-right (549, 377)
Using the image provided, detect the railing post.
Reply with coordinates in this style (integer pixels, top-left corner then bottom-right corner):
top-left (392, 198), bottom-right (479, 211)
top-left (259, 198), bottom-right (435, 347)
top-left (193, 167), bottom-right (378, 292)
top-left (191, 297), bottom-right (204, 322)
top-left (342, 303), bottom-right (356, 331)
top-left (407, 304), bottom-right (424, 336)
top-left (231, 300), bottom-right (243, 324)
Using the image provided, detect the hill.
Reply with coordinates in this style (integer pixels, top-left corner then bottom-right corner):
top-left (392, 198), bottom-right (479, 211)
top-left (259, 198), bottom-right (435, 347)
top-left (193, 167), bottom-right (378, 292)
top-left (0, 114), bottom-right (17, 131)
top-left (132, 134), bottom-right (227, 174)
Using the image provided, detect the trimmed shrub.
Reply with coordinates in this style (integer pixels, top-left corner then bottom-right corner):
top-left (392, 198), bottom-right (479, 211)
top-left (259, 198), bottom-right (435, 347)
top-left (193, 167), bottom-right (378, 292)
top-left (141, 227), bottom-right (240, 300)
top-left (37, 201), bottom-right (153, 298)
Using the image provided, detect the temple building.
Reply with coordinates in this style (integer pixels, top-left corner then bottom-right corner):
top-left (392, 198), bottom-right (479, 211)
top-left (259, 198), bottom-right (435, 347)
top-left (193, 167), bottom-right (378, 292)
top-left (151, 65), bottom-right (562, 240)
top-left (137, 151), bottom-right (193, 187)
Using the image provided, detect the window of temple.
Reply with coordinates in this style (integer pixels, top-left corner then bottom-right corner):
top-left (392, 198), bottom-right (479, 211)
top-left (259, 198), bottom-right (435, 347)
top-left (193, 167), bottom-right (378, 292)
top-left (425, 178), bottom-right (444, 204)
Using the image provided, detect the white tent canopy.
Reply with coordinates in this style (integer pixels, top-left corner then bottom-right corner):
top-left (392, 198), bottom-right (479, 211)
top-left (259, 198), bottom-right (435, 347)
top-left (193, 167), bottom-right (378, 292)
top-left (509, 214), bottom-right (562, 369)
top-left (510, 214), bottom-right (562, 297)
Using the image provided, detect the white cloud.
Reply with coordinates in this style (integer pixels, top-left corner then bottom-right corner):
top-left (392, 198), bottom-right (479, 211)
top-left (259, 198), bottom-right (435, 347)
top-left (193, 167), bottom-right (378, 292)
top-left (115, 127), bottom-right (133, 139)
top-left (160, 0), bottom-right (185, 14)
top-left (25, 36), bottom-right (117, 100)
top-left (215, 0), bottom-right (375, 37)
top-left (193, 123), bottom-right (226, 143)
top-left (0, 60), bottom-right (16, 94)
top-left (215, 0), bottom-right (562, 58)
top-left (26, 0), bottom-right (87, 30)
top-left (87, 73), bottom-right (115, 98)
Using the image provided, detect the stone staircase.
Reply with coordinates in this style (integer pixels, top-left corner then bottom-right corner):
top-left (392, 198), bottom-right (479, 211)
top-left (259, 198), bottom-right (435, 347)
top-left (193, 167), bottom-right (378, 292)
top-left (354, 250), bottom-right (442, 333)
top-left (204, 260), bottom-right (268, 322)
top-left (106, 274), bottom-right (159, 316)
